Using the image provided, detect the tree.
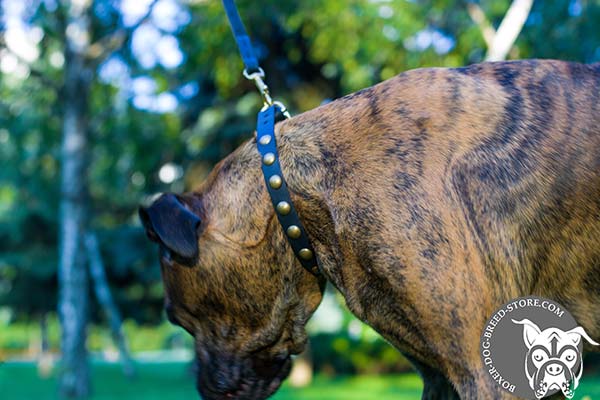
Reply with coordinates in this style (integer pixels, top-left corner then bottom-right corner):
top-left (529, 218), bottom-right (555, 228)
top-left (467, 0), bottom-right (534, 61)
top-left (85, 232), bottom-right (134, 376)
top-left (0, 0), bottom-right (162, 396)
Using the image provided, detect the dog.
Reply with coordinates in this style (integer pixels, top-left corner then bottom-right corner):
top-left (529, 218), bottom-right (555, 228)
top-left (512, 319), bottom-right (599, 399)
top-left (140, 59), bottom-right (600, 399)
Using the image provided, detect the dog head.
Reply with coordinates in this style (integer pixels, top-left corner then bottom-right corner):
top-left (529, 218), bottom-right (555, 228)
top-left (512, 319), bottom-right (599, 398)
top-left (139, 142), bottom-right (325, 399)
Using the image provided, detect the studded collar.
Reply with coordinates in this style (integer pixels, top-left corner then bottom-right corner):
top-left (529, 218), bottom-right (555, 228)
top-left (255, 106), bottom-right (320, 275)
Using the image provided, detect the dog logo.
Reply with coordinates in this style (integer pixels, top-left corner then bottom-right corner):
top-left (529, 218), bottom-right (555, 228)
top-left (480, 296), bottom-right (599, 399)
top-left (512, 319), bottom-right (598, 399)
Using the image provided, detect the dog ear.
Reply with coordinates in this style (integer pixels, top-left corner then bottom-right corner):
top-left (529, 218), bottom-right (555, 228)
top-left (564, 326), bottom-right (600, 347)
top-left (139, 193), bottom-right (201, 261)
top-left (512, 319), bottom-right (542, 349)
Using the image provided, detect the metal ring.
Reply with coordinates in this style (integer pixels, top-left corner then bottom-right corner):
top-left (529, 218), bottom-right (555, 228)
top-left (243, 67), bottom-right (265, 80)
top-left (273, 101), bottom-right (291, 119)
top-left (262, 101), bottom-right (291, 119)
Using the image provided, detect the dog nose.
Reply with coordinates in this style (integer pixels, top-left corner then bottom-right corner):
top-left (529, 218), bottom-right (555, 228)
top-left (545, 363), bottom-right (564, 376)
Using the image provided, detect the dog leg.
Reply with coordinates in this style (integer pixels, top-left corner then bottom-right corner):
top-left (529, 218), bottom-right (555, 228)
top-left (405, 355), bottom-right (460, 400)
top-left (421, 373), bottom-right (460, 400)
top-left (449, 369), bottom-right (524, 400)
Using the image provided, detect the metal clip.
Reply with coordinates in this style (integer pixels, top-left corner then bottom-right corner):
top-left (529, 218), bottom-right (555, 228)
top-left (264, 101), bottom-right (291, 119)
top-left (243, 67), bottom-right (291, 119)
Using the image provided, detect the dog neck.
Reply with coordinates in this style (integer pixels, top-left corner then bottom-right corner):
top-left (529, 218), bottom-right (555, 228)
top-left (273, 106), bottom-right (381, 306)
top-left (198, 106), bottom-right (361, 295)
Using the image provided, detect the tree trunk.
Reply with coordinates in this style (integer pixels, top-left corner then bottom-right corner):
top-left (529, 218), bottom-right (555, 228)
top-left (40, 312), bottom-right (49, 353)
top-left (467, 0), bottom-right (534, 62)
top-left (38, 313), bottom-right (55, 378)
top-left (85, 231), bottom-right (135, 377)
top-left (58, 1), bottom-right (93, 398)
top-left (485, 0), bottom-right (534, 61)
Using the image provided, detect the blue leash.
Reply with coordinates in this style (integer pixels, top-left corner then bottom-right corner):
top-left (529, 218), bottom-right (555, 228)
top-left (221, 0), bottom-right (290, 118)
top-left (221, 0), bottom-right (320, 276)
top-left (222, 0), bottom-right (260, 74)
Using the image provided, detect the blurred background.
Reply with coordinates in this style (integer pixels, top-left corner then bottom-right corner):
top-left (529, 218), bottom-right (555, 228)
top-left (1, 0), bottom-right (600, 399)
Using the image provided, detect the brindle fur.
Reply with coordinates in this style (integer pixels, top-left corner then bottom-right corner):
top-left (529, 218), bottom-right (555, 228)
top-left (141, 60), bottom-right (600, 399)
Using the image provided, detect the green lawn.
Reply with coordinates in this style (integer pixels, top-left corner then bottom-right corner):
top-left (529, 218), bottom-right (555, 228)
top-left (0, 361), bottom-right (599, 399)
top-left (0, 361), bottom-right (422, 400)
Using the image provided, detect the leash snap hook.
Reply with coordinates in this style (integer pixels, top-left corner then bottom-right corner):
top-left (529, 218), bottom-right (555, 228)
top-left (243, 67), bottom-right (265, 80)
top-left (244, 67), bottom-right (273, 106)
top-left (245, 68), bottom-right (290, 119)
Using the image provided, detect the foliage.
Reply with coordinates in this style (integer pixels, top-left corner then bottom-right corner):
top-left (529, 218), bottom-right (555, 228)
top-left (0, 315), bottom-right (191, 358)
top-left (311, 331), bottom-right (413, 375)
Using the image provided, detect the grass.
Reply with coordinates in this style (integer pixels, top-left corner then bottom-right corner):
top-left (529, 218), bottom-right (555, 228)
top-left (0, 361), bottom-right (422, 400)
top-left (0, 361), bottom-right (599, 399)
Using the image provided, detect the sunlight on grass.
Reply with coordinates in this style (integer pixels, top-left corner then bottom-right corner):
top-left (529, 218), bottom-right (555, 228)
top-left (274, 374), bottom-right (423, 400)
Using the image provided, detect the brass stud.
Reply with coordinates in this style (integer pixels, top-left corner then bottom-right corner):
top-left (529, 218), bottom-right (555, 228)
top-left (263, 152), bottom-right (275, 166)
top-left (269, 175), bottom-right (282, 189)
top-left (298, 248), bottom-right (313, 260)
top-left (259, 135), bottom-right (271, 145)
top-left (276, 201), bottom-right (291, 215)
top-left (286, 225), bottom-right (301, 239)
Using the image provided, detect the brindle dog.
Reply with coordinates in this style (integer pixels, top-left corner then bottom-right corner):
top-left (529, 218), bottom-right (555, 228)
top-left (140, 59), bottom-right (600, 400)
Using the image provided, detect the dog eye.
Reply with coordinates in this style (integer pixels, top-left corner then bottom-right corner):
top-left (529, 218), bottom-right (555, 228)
top-left (562, 350), bottom-right (577, 362)
top-left (532, 350), bottom-right (546, 362)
